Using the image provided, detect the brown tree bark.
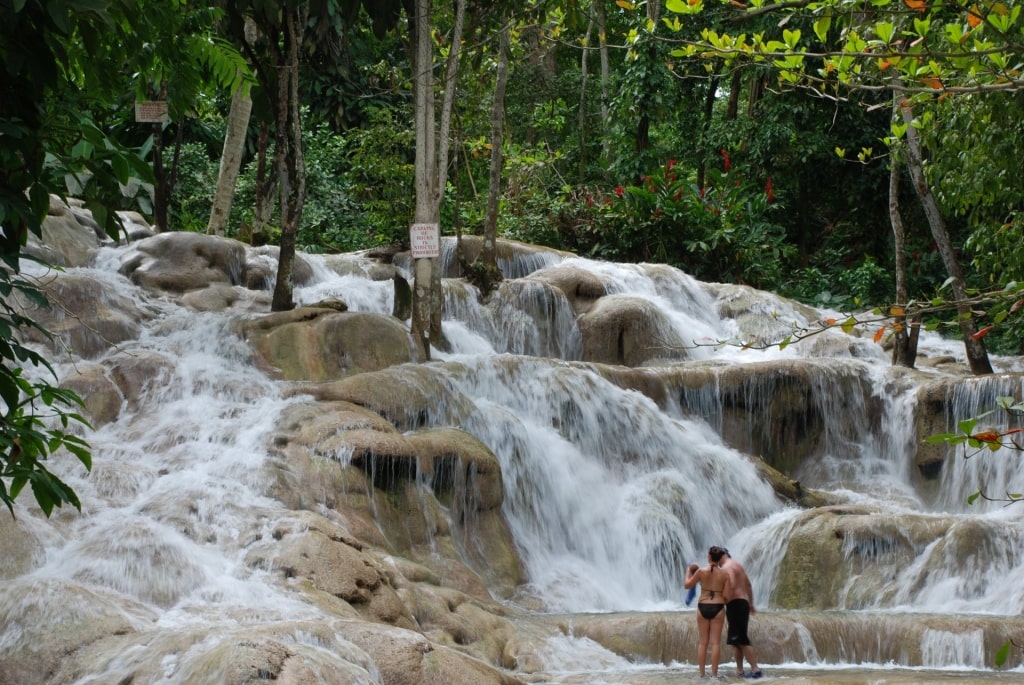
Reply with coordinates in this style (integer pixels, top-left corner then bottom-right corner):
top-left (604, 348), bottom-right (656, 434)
top-left (270, 3), bottom-right (308, 312)
top-left (481, 14), bottom-right (509, 275)
top-left (899, 96), bottom-right (991, 374)
top-left (888, 98), bottom-right (919, 368)
top-left (207, 82), bottom-right (252, 237)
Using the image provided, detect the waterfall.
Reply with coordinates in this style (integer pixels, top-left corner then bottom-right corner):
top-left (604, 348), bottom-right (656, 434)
top-left (4, 231), bottom-right (1024, 683)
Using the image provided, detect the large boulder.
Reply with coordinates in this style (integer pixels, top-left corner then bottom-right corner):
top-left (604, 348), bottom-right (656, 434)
top-left (526, 264), bottom-right (606, 316)
top-left (14, 271), bottom-right (148, 360)
top-left (117, 232), bottom-right (315, 296)
top-left (22, 195), bottom-right (106, 267)
top-left (119, 232), bottom-right (248, 294)
top-left (267, 401), bottom-right (523, 599)
top-left (290, 364), bottom-right (475, 430)
top-left (244, 512), bottom-right (417, 629)
top-left (239, 306), bottom-right (416, 381)
top-left (578, 295), bottom-right (688, 367)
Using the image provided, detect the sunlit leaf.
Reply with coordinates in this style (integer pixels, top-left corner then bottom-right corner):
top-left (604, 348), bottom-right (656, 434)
top-left (616, 0), bottom-right (635, 9)
top-left (967, 5), bottom-right (983, 27)
top-left (873, 326), bottom-right (886, 343)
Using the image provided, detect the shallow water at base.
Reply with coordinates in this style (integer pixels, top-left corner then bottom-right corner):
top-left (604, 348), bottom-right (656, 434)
top-left (526, 666), bottom-right (1024, 684)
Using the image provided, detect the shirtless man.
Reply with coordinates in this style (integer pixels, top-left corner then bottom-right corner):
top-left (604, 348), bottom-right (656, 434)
top-left (719, 550), bottom-right (763, 679)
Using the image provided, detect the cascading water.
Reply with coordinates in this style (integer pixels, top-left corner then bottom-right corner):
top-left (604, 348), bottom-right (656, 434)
top-left (2, 231), bottom-right (1023, 684)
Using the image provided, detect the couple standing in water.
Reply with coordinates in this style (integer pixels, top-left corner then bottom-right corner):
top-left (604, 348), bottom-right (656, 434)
top-left (683, 546), bottom-right (763, 679)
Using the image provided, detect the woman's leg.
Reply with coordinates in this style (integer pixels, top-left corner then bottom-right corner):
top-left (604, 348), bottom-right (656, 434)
top-left (709, 609), bottom-right (727, 676)
top-left (696, 614), bottom-right (710, 676)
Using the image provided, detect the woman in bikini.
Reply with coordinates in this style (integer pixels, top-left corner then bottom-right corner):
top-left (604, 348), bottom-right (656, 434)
top-left (684, 546), bottom-right (731, 677)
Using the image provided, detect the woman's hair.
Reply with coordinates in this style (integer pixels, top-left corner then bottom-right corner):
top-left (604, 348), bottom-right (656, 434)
top-left (708, 546), bottom-right (726, 563)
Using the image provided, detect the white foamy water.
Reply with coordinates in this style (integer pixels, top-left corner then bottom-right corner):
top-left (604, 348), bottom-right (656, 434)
top-left (3, 237), bottom-right (1023, 682)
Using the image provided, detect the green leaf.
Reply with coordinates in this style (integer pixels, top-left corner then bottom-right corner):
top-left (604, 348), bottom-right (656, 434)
top-left (995, 640), bottom-right (1012, 666)
top-left (967, 491), bottom-right (981, 505)
top-left (958, 418), bottom-right (978, 435)
top-left (924, 432), bottom-right (958, 444)
top-left (813, 16), bottom-right (831, 42)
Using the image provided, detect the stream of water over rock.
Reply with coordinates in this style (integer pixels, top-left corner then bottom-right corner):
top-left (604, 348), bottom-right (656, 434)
top-left (1, 230), bottom-right (1023, 684)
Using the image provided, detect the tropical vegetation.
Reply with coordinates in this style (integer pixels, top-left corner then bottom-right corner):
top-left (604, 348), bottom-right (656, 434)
top-left (2, 0), bottom-right (1024, 516)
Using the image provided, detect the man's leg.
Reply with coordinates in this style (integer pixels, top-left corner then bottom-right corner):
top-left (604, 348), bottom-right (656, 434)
top-left (742, 645), bottom-right (759, 672)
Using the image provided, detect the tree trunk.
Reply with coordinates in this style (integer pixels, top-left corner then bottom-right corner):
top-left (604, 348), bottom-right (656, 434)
top-left (696, 76), bottom-right (718, 191)
top-left (577, 12), bottom-right (593, 183)
top-left (596, 0), bottom-right (610, 164)
top-left (481, 15), bottom-right (508, 274)
top-left (152, 120), bottom-right (168, 231)
top-left (270, 4), bottom-right (307, 312)
top-left (888, 98), bottom-right (919, 368)
top-left (411, 0), bottom-right (436, 359)
top-left (207, 82), bottom-right (252, 236)
top-left (726, 69), bottom-right (741, 121)
top-left (899, 97), bottom-right (991, 375)
top-left (428, 0), bottom-right (465, 347)
top-left (251, 121), bottom-right (276, 246)
top-left (411, 0), bottom-right (466, 356)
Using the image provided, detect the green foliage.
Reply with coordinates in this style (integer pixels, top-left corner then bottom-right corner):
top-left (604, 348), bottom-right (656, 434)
top-left (925, 395), bottom-right (1024, 505)
top-left (344, 105), bottom-right (415, 246)
top-left (783, 251), bottom-right (893, 310)
top-left (297, 124), bottom-right (375, 253)
top-left (0, 255), bottom-right (92, 517)
top-left (0, 0), bottom-right (187, 517)
top-left (598, 158), bottom-right (792, 288)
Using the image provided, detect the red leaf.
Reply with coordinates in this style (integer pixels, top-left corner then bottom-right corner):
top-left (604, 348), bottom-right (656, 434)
top-left (873, 326), bottom-right (886, 343)
top-left (973, 431), bottom-right (1001, 443)
top-left (971, 325), bottom-right (994, 340)
top-left (904, 0), bottom-right (927, 12)
top-left (1010, 299), bottom-right (1024, 314)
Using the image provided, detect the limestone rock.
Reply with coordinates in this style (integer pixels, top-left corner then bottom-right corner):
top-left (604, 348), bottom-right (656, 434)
top-left (291, 364), bottom-right (475, 430)
top-left (241, 307), bottom-right (415, 381)
top-left (334, 622), bottom-right (526, 685)
top-left (15, 271), bottom-right (147, 360)
top-left (578, 295), bottom-right (687, 367)
top-left (119, 232), bottom-right (249, 294)
top-left (526, 264), bottom-right (606, 315)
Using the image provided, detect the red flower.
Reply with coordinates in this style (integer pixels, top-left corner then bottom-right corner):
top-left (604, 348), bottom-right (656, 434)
top-left (614, 185), bottom-right (624, 197)
top-left (765, 176), bottom-right (774, 204)
top-left (699, 186), bottom-right (706, 198)
top-left (666, 159), bottom-right (677, 172)
top-left (721, 149), bottom-right (731, 173)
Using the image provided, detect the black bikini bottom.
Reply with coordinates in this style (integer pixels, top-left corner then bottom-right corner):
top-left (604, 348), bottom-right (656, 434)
top-left (698, 603), bottom-right (725, 620)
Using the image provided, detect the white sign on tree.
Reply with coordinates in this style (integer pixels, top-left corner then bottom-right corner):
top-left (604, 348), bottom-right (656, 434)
top-left (409, 222), bottom-right (440, 258)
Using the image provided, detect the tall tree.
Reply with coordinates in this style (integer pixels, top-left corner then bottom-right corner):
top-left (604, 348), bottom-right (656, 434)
top-left (665, 0), bottom-right (1020, 373)
top-left (223, 0), bottom-right (311, 311)
top-left (480, 10), bottom-right (510, 277)
top-left (411, 0), bottom-right (466, 356)
top-left (208, 78), bottom-right (254, 237)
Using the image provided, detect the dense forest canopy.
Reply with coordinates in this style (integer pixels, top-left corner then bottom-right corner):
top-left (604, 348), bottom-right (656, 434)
top-left (1, 0), bottom-right (1023, 509)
